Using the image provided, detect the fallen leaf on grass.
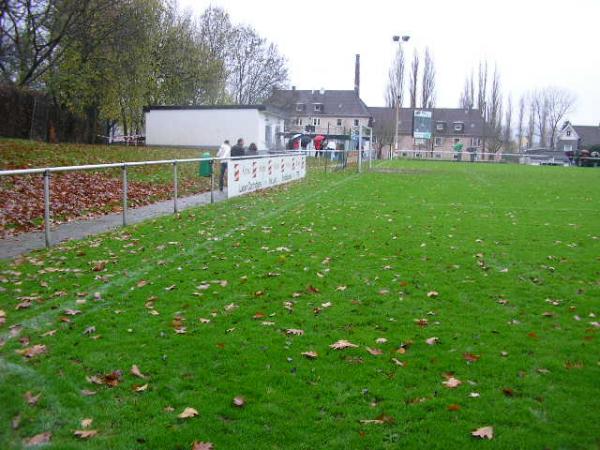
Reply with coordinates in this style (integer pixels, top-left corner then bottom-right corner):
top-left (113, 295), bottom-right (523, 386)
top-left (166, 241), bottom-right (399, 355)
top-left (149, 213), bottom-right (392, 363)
top-left (80, 389), bottom-right (97, 396)
top-left (0, 309), bottom-right (6, 326)
top-left (74, 430), bottom-right (98, 439)
top-left (301, 351), bottom-right (318, 359)
top-left (134, 384), bottom-right (148, 392)
top-left (16, 344), bottom-right (47, 358)
top-left (233, 396), bottom-right (245, 407)
top-left (16, 300), bottom-right (32, 310)
top-left (425, 337), bottom-right (439, 345)
top-left (501, 387), bottom-right (514, 397)
top-left (414, 318), bottom-right (428, 327)
top-left (178, 407), bottom-right (199, 419)
top-left (136, 280), bottom-right (149, 288)
top-left (427, 291), bottom-right (439, 298)
top-left (64, 309), bottom-right (82, 316)
top-left (336, 285), bottom-right (347, 291)
top-left (24, 391), bottom-right (41, 406)
top-left (41, 329), bottom-right (56, 337)
top-left (286, 329), bottom-right (304, 336)
top-left (252, 312), bottom-right (266, 320)
top-left (359, 413), bottom-right (395, 425)
top-left (376, 338), bottom-right (388, 344)
top-left (199, 318), bottom-right (211, 324)
top-left (12, 414), bottom-right (21, 430)
top-left (391, 358), bottom-right (406, 367)
top-left (131, 365), bottom-right (148, 379)
top-left (463, 353), bottom-right (480, 363)
top-left (23, 432), bottom-right (52, 446)
top-left (321, 302), bottom-right (332, 309)
top-left (83, 326), bottom-right (96, 335)
top-left (471, 426), bottom-right (494, 440)
top-left (366, 347), bottom-right (383, 356)
top-left (81, 418), bottom-right (93, 428)
top-left (447, 404), bottom-right (461, 411)
top-left (442, 377), bottom-right (462, 389)
top-left (192, 442), bottom-right (214, 450)
top-left (329, 340), bottom-right (358, 350)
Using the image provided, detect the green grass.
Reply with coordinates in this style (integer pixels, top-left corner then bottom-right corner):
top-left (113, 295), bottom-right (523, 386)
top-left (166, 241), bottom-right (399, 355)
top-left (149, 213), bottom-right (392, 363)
top-left (1, 161), bottom-right (599, 449)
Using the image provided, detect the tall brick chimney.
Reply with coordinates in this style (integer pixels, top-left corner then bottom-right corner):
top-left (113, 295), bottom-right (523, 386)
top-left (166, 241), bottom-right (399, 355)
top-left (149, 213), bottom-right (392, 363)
top-left (354, 54), bottom-right (360, 96)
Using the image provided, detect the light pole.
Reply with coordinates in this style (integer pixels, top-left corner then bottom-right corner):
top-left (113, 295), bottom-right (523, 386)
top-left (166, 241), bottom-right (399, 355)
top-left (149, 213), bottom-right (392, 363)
top-left (392, 35), bottom-right (410, 160)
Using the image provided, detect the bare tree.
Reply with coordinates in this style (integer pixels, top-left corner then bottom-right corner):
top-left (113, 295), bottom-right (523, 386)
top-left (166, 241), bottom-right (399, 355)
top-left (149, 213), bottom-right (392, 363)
top-left (408, 50), bottom-right (419, 108)
top-left (527, 97), bottom-right (536, 148)
top-left (532, 89), bottom-right (549, 147)
top-left (516, 95), bottom-right (525, 151)
top-left (486, 65), bottom-right (503, 153)
top-left (459, 71), bottom-right (475, 109)
top-left (228, 25), bottom-right (288, 104)
top-left (476, 61), bottom-right (488, 115)
top-left (385, 46), bottom-right (405, 108)
top-left (545, 87), bottom-right (576, 149)
top-left (503, 95), bottom-right (512, 151)
top-left (420, 47), bottom-right (436, 108)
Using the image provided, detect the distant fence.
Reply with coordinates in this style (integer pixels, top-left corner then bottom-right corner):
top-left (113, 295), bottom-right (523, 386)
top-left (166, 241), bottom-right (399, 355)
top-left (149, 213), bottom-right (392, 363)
top-left (0, 84), bottom-right (94, 143)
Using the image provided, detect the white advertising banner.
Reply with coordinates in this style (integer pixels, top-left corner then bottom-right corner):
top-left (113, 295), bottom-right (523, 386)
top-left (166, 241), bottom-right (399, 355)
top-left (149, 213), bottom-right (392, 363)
top-left (227, 154), bottom-right (306, 198)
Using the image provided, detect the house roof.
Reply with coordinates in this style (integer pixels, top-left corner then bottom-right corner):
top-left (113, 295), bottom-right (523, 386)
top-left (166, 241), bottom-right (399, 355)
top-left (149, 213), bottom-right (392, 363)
top-left (369, 107), bottom-right (485, 136)
top-left (573, 125), bottom-right (600, 148)
top-left (266, 89), bottom-right (371, 118)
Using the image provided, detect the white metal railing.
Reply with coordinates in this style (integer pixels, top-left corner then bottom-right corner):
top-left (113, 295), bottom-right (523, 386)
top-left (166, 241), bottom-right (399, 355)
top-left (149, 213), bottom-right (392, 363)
top-left (0, 149), bottom-right (361, 249)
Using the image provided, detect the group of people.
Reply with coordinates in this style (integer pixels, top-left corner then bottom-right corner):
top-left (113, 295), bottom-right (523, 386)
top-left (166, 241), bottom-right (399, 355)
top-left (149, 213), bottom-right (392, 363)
top-left (215, 138), bottom-right (259, 191)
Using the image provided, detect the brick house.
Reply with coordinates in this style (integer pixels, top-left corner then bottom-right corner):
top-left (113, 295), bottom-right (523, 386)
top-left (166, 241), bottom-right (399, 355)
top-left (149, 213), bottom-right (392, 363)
top-left (370, 107), bottom-right (485, 160)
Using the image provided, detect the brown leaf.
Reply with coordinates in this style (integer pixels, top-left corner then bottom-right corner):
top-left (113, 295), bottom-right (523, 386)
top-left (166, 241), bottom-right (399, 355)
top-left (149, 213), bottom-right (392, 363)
top-left (359, 413), bottom-right (395, 425)
top-left (329, 340), bottom-right (358, 350)
top-left (447, 404), bottom-right (461, 411)
top-left (64, 309), bottom-right (82, 316)
top-left (134, 384), bottom-right (148, 392)
top-left (502, 387), bottom-right (514, 397)
top-left (471, 426), bottom-right (494, 440)
top-left (41, 329), bottom-right (57, 337)
top-left (365, 347), bottom-right (383, 356)
top-left (92, 261), bottom-right (106, 272)
top-left (102, 370), bottom-right (122, 387)
top-left (233, 396), bottom-right (245, 407)
top-left (0, 309), bottom-right (6, 326)
top-left (74, 430), bottom-right (98, 439)
top-left (23, 432), bottom-right (52, 446)
top-left (11, 414), bottom-right (21, 430)
top-left (463, 352), bottom-right (480, 363)
top-left (192, 442), bottom-right (214, 450)
top-left (136, 280), bottom-right (148, 288)
top-left (16, 300), bottom-right (32, 310)
top-left (252, 312), bottom-right (266, 320)
top-left (301, 351), bottom-right (318, 359)
top-left (131, 364), bottom-right (148, 379)
top-left (24, 391), bottom-right (41, 406)
top-left (415, 318), bottom-right (428, 327)
top-left (178, 407), bottom-right (199, 419)
top-left (16, 344), bottom-right (47, 358)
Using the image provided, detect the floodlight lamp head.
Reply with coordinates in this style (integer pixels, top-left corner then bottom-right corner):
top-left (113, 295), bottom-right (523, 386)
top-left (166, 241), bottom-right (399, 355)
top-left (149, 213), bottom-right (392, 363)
top-left (393, 35), bottom-right (400, 42)
top-left (402, 35), bottom-right (410, 42)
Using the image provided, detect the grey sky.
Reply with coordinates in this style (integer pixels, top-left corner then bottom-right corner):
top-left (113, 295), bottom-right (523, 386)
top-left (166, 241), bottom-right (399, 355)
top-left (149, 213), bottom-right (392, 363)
top-left (180, 0), bottom-right (599, 125)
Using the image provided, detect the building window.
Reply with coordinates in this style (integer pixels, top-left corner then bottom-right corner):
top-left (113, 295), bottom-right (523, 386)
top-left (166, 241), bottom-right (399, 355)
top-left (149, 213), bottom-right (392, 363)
top-left (337, 118), bottom-right (342, 126)
top-left (312, 118), bottom-right (321, 126)
top-left (354, 119), bottom-right (359, 126)
top-left (453, 122), bottom-right (464, 132)
top-left (294, 118), bottom-right (303, 126)
top-left (436, 122), bottom-right (446, 131)
top-left (296, 103), bottom-right (304, 112)
top-left (564, 144), bottom-right (573, 151)
top-left (454, 138), bottom-right (461, 144)
top-left (434, 137), bottom-right (443, 146)
top-left (314, 103), bottom-right (323, 112)
top-left (566, 130), bottom-right (571, 136)
top-left (470, 137), bottom-right (481, 146)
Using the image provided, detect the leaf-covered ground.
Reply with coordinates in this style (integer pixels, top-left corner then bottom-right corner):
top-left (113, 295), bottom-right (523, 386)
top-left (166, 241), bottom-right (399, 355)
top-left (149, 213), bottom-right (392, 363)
top-left (0, 161), bottom-right (599, 449)
top-left (0, 139), bottom-right (213, 237)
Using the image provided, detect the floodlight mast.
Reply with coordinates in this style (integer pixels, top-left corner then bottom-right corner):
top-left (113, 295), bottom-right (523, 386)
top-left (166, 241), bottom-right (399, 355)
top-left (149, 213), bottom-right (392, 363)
top-left (392, 35), bottom-right (410, 158)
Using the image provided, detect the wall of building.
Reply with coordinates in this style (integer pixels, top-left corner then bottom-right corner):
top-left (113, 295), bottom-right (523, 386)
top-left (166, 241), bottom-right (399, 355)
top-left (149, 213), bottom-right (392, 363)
top-left (287, 116), bottom-right (370, 136)
top-left (145, 109), bottom-right (267, 148)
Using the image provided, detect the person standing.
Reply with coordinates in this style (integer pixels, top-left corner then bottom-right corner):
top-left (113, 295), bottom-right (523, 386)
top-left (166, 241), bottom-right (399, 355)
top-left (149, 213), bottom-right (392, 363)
top-left (216, 139), bottom-right (231, 192)
top-left (231, 138), bottom-right (245, 158)
top-left (247, 143), bottom-right (258, 156)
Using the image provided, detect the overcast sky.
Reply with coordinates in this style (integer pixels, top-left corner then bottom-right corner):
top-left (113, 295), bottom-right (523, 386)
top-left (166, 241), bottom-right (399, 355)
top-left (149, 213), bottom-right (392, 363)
top-left (180, 0), bottom-right (599, 125)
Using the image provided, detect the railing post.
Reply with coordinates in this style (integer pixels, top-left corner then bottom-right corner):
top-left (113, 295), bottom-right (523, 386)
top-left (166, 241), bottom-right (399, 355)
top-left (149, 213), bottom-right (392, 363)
top-left (210, 160), bottom-right (215, 204)
top-left (43, 170), bottom-right (51, 247)
top-left (122, 165), bottom-right (128, 226)
top-left (173, 161), bottom-right (178, 214)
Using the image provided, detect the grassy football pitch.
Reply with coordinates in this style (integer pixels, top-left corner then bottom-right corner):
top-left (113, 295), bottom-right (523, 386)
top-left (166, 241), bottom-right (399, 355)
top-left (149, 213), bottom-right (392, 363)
top-left (1, 160), bottom-right (599, 449)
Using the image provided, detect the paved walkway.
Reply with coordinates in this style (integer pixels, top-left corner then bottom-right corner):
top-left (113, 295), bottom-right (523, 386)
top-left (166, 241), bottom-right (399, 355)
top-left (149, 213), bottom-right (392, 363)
top-left (0, 190), bottom-right (228, 259)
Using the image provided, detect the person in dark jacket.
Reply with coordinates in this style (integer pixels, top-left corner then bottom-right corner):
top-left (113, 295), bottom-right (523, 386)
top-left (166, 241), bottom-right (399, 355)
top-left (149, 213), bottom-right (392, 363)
top-left (247, 143), bottom-right (258, 155)
top-left (231, 138), bottom-right (245, 158)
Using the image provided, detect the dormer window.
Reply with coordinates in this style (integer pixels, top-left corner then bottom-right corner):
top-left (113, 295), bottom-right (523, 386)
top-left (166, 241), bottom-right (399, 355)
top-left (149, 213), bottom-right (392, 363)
top-left (296, 103), bottom-right (304, 112)
top-left (566, 130), bottom-right (571, 137)
top-left (453, 122), bottom-right (464, 132)
top-left (314, 103), bottom-right (323, 112)
top-left (436, 121), bottom-right (446, 132)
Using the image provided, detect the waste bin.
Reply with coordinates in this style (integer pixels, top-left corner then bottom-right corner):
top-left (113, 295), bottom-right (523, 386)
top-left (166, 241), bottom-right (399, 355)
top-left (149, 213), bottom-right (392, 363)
top-left (199, 152), bottom-right (212, 177)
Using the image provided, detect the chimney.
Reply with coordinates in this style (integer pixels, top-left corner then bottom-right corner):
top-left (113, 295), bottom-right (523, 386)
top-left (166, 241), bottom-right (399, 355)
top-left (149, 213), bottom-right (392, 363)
top-left (354, 54), bottom-right (360, 96)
